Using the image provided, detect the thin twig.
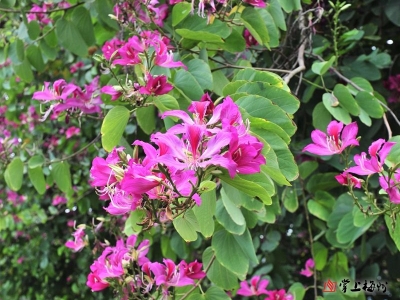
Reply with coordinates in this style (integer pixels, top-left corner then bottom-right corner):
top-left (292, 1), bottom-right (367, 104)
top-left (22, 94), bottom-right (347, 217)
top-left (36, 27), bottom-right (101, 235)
top-left (179, 254), bottom-right (216, 300)
top-left (283, 11), bottom-right (307, 84)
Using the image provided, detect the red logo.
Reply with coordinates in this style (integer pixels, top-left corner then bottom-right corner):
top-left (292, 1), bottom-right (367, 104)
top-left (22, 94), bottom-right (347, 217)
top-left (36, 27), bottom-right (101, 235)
top-left (323, 279), bottom-right (337, 292)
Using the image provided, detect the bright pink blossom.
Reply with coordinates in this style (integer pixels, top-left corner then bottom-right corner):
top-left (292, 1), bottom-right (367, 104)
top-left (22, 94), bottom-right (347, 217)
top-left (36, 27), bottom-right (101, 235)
top-left (346, 139), bottom-right (396, 175)
top-left (154, 41), bottom-right (186, 69)
top-left (335, 172), bottom-right (362, 188)
top-left (149, 259), bottom-right (195, 288)
top-left (52, 195), bottom-right (67, 206)
top-left (265, 289), bottom-right (294, 300)
top-left (101, 85), bottom-right (123, 101)
top-left (139, 73), bottom-right (173, 96)
top-left (300, 258), bottom-right (315, 277)
top-left (65, 227), bottom-right (86, 252)
top-left (70, 61), bottom-right (85, 73)
top-left (379, 172), bottom-right (400, 204)
top-left (303, 121), bottom-right (359, 156)
top-left (237, 276), bottom-right (269, 296)
top-left (65, 126), bottom-right (80, 139)
top-left (243, 0), bottom-right (266, 8)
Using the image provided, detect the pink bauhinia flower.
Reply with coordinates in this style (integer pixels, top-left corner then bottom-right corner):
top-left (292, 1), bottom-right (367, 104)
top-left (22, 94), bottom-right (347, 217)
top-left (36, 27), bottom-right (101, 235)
top-left (149, 259), bottom-right (194, 288)
top-left (139, 73), bottom-right (173, 96)
top-left (265, 289), bottom-right (294, 300)
top-left (237, 276), bottom-right (269, 296)
top-left (335, 172), bottom-right (362, 188)
top-left (65, 126), bottom-right (80, 139)
top-left (346, 139), bottom-right (396, 176)
top-left (243, 0), bottom-right (266, 8)
top-left (154, 41), bottom-right (187, 69)
top-left (379, 172), bottom-right (400, 204)
top-left (101, 85), bottom-right (123, 101)
top-left (179, 260), bottom-right (206, 280)
top-left (300, 258), bottom-right (315, 277)
top-left (32, 79), bottom-right (77, 103)
top-left (65, 227), bottom-right (86, 252)
top-left (102, 38), bottom-right (124, 61)
top-left (303, 121), bottom-right (359, 156)
top-left (87, 260), bottom-right (110, 292)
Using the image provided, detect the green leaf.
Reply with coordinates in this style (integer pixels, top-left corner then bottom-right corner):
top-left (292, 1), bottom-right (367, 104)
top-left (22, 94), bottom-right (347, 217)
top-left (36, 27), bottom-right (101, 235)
top-left (204, 286), bottom-right (230, 300)
top-left (218, 171), bottom-right (272, 205)
top-left (28, 155), bottom-right (45, 169)
top-left (386, 135), bottom-right (400, 166)
top-left (333, 84), bottom-right (360, 116)
top-left (193, 190), bottom-right (216, 238)
top-left (172, 2), bottom-right (192, 26)
top-left (211, 69), bottom-right (230, 96)
top-left (327, 193), bottom-right (353, 229)
top-left (288, 283), bottom-right (306, 300)
top-left (153, 94), bottom-right (180, 113)
top-left (306, 172), bottom-right (340, 193)
top-left (177, 29), bottom-right (224, 43)
top-left (101, 106), bottom-right (130, 152)
top-left (161, 235), bottom-right (177, 261)
top-left (173, 69), bottom-right (204, 100)
top-left (385, 0), bottom-right (400, 26)
top-left (15, 38), bottom-right (24, 62)
top-left (215, 200), bottom-right (246, 235)
top-left (55, 18), bottom-right (88, 57)
top-left (237, 95), bottom-right (296, 136)
top-left (355, 91), bottom-right (384, 119)
top-left (322, 93), bottom-right (352, 124)
top-left (51, 161), bottom-right (72, 193)
top-left (203, 247), bottom-right (239, 290)
top-left (258, 9), bottom-right (280, 48)
top-left (187, 59), bottom-right (213, 90)
top-left (385, 215), bottom-right (400, 251)
top-left (220, 28), bottom-right (246, 53)
top-left (40, 40), bottom-right (57, 60)
top-left (26, 45), bottom-right (45, 72)
top-left (337, 212), bottom-right (370, 244)
top-left (237, 82), bottom-right (300, 114)
top-left (283, 186), bottom-right (298, 213)
top-left (212, 229), bottom-right (249, 278)
top-left (358, 107), bottom-right (372, 127)
top-left (27, 21), bottom-right (41, 40)
top-left (268, 0), bottom-right (287, 30)
top-left (307, 200), bottom-right (331, 221)
top-left (347, 77), bottom-right (373, 94)
top-left (240, 7), bottom-right (270, 47)
top-left (71, 6), bottom-right (96, 46)
top-left (43, 26), bottom-right (58, 48)
top-left (124, 210), bottom-right (146, 235)
top-left (232, 229), bottom-right (258, 264)
top-left (4, 157), bottom-right (24, 191)
top-left (221, 188), bottom-right (245, 225)
top-left (313, 242), bottom-right (328, 270)
top-left (312, 102), bottom-right (332, 131)
top-left (299, 161), bottom-right (318, 180)
top-left (311, 56), bottom-right (336, 75)
top-left (279, 0), bottom-right (301, 12)
top-left (28, 167), bottom-right (46, 195)
top-left (136, 106), bottom-right (156, 135)
top-left (173, 209), bottom-right (199, 242)
top-left (12, 59), bottom-right (34, 83)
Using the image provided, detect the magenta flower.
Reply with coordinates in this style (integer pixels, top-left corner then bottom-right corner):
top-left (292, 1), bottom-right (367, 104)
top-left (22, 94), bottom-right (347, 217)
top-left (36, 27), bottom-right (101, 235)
top-left (65, 126), bottom-right (80, 139)
top-left (65, 227), bottom-right (86, 252)
top-left (237, 276), bottom-right (269, 296)
top-left (335, 172), bottom-right (362, 189)
top-left (102, 38), bottom-right (124, 61)
top-left (149, 259), bottom-right (194, 288)
top-left (243, 0), bottom-right (266, 8)
top-left (180, 260), bottom-right (206, 280)
top-left (244, 29), bottom-right (258, 47)
top-left (52, 195), bottom-right (67, 206)
top-left (346, 139), bottom-right (396, 175)
top-left (300, 258), bottom-right (315, 277)
top-left (303, 121), bottom-right (359, 156)
top-left (265, 289), bottom-right (294, 300)
top-left (379, 172), bottom-right (400, 204)
top-left (139, 73), bottom-right (173, 96)
top-left (154, 41), bottom-right (187, 69)
top-left (32, 79), bottom-right (77, 103)
top-left (101, 85), bottom-right (123, 101)
top-left (86, 261), bottom-right (110, 292)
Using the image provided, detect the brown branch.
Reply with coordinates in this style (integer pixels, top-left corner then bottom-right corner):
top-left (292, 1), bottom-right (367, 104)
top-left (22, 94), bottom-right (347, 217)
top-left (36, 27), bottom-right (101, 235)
top-left (283, 11), bottom-right (307, 84)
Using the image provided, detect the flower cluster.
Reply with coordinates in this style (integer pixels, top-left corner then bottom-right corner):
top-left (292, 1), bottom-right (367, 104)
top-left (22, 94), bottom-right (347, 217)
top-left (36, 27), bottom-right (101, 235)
top-left (65, 226), bottom-right (87, 252)
top-left (100, 30), bottom-right (182, 101)
top-left (237, 276), bottom-right (293, 299)
top-left (303, 121), bottom-right (398, 204)
top-left (27, 1), bottom-right (70, 25)
top-left (86, 234), bottom-right (205, 298)
top-left (90, 95), bottom-right (265, 226)
top-left (32, 77), bottom-right (102, 120)
top-left (113, 0), bottom-right (168, 27)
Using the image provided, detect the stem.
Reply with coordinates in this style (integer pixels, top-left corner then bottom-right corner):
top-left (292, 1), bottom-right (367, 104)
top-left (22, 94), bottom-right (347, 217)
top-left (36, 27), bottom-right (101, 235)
top-left (44, 133), bottom-right (100, 166)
